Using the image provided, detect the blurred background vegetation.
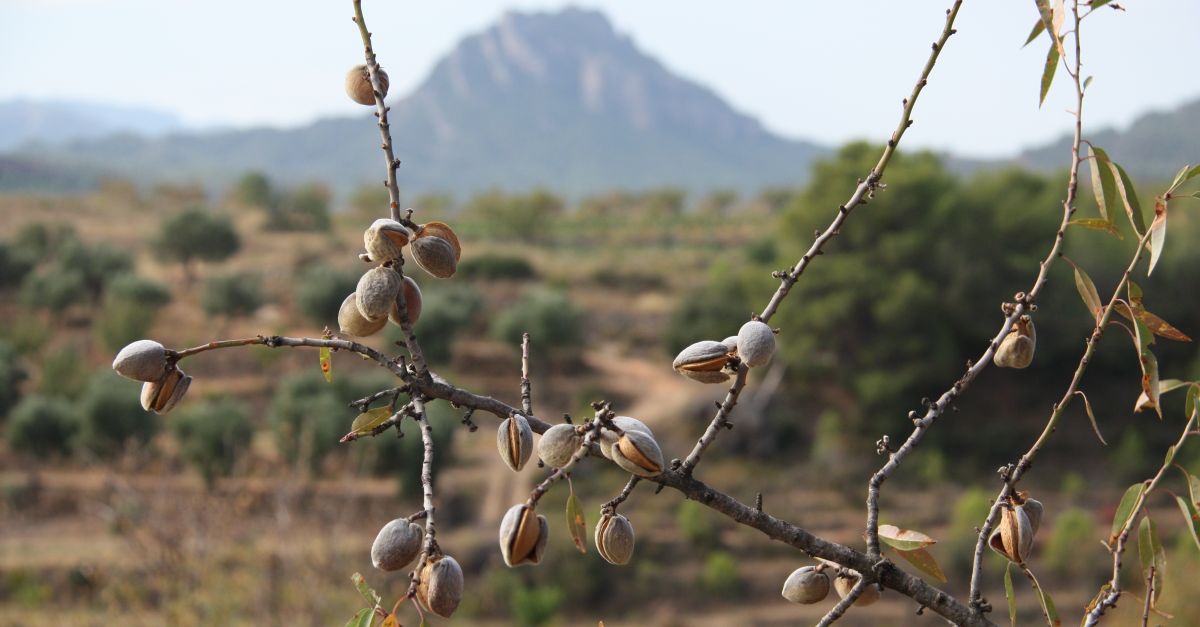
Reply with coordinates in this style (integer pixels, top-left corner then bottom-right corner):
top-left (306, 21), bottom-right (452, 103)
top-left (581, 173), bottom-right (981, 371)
top-left (2, 142), bottom-right (1199, 626)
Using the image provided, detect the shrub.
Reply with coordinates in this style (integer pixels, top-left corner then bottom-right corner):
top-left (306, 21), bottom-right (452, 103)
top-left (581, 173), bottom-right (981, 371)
top-left (384, 285), bottom-right (483, 364)
top-left (233, 171), bottom-right (273, 208)
top-left (1043, 508), bottom-right (1100, 579)
top-left (0, 340), bottom-right (28, 419)
top-left (271, 183), bottom-right (332, 231)
top-left (152, 208), bottom-right (240, 278)
top-left (294, 265), bottom-right (359, 327)
top-left (201, 272), bottom-right (263, 318)
top-left (456, 253), bottom-right (536, 281)
top-left (57, 240), bottom-right (134, 302)
top-left (6, 396), bottom-right (77, 457)
top-left (76, 372), bottom-right (158, 459)
top-left (38, 346), bottom-right (89, 400)
top-left (0, 241), bottom-right (36, 288)
top-left (95, 274), bottom-right (172, 352)
top-left (19, 267), bottom-right (85, 314)
top-left (172, 398), bottom-right (253, 486)
top-left (491, 288), bottom-right (584, 357)
top-left (511, 586), bottom-right (563, 627)
top-left (677, 500), bottom-right (719, 548)
top-left (698, 551), bottom-right (741, 596)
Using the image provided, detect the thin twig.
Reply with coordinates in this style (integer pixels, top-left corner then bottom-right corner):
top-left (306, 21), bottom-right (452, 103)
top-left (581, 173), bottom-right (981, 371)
top-left (527, 406), bottom-right (609, 506)
top-left (817, 577), bottom-right (867, 627)
top-left (404, 395), bottom-right (438, 602)
top-left (351, 0), bottom-right (405, 224)
top-left (601, 477), bottom-right (641, 515)
top-left (1141, 565), bottom-right (1154, 627)
top-left (679, 364), bottom-right (748, 474)
top-left (520, 332), bottom-right (532, 416)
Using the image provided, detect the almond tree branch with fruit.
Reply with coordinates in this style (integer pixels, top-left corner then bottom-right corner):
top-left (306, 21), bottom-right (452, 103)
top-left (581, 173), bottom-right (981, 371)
top-left (106, 0), bottom-right (1200, 625)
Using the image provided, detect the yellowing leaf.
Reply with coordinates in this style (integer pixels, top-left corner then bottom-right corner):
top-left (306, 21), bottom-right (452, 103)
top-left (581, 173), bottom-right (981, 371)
top-left (1039, 41), bottom-right (1059, 108)
top-left (320, 346), bottom-right (333, 382)
top-left (1110, 483), bottom-right (1146, 543)
top-left (1063, 257), bottom-right (1102, 321)
top-left (877, 524), bottom-right (936, 550)
top-left (350, 407), bottom-right (394, 437)
top-left (345, 608), bottom-right (374, 627)
top-left (894, 546), bottom-right (947, 583)
top-left (380, 614), bottom-right (400, 627)
top-left (1073, 391), bottom-right (1107, 445)
top-left (1147, 200), bottom-right (1167, 276)
top-left (1110, 161), bottom-right (1147, 236)
top-left (566, 490), bottom-right (587, 554)
top-left (1068, 218), bottom-right (1122, 239)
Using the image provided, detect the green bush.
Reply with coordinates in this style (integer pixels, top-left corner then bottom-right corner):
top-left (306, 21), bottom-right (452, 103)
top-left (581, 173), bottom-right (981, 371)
top-left (0, 241), bottom-right (36, 288)
top-left (95, 274), bottom-right (172, 352)
top-left (6, 396), bottom-right (77, 457)
top-left (385, 285), bottom-right (482, 364)
top-left (677, 500), bottom-right (719, 548)
top-left (172, 398), bottom-right (253, 486)
top-left (0, 340), bottom-right (28, 419)
top-left (38, 346), bottom-right (89, 400)
top-left (76, 372), bottom-right (158, 459)
top-left (201, 272), bottom-right (263, 318)
top-left (20, 266), bottom-right (85, 313)
top-left (698, 551), bottom-right (741, 596)
top-left (1043, 508), bottom-right (1100, 578)
top-left (456, 253), bottom-right (536, 281)
top-left (270, 183), bottom-right (332, 231)
top-left (938, 487), bottom-right (993, 580)
top-left (511, 586), bottom-right (563, 627)
top-left (57, 240), bottom-right (134, 302)
top-left (152, 208), bottom-right (240, 278)
top-left (491, 288), bottom-right (584, 357)
top-left (233, 171), bottom-right (273, 208)
top-left (294, 265), bottom-right (359, 327)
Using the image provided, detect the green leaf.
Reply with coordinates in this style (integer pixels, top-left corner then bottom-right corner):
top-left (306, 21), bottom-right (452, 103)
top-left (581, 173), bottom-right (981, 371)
top-left (1068, 218), bottom-right (1122, 239)
top-left (1137, 516), bottom-right (1166, 605)
top-left (1180, 465), bottom-right (1200, 513)
top-left (345, 608), bottom-right (375, 627)
top-left (565, 489), bottom-right (587, 554)
top-left (351, 572), bottom-right (382, 607)
top-left (320, 346), bottom-right (333, 382)
top-left (1083, 75), bottom-right (1093, 90)
top-left (894, 546), bottom-right (947, 583)
top-left (1065, 258), bottom-right (1102, 321)
top-left (1187, 384), bottom-right (1200, 422)
top-left (1083, 147), bottom-right (1108, 219)
top-left (877, 524), bottom-right (937, 551)
top-left (1135, 380), bottom-right (1192, 415)
top-left (1110, 483), bottom-right (1146, 543)
top-left (1138, 351), bottom-right (1161, 417)
top-left (1147, 198), bottom-right (1167, 276)
top-left (1173, 496), bottom-right (1200, 553)
top-left (1111, 161), bottom-right (1147, 236)
top-left (1089, 0), bottom-right (1112, 8)
top-left (1073, 391), bottom-right (1107, 445)
top-left (1026, 568), bottom-right (1062, 627)
top-left (1005, 564), bottom-right (1017, 627)
top-left (350, 406), bottom-right (394, 437)
top-left (1023, 18), bottom-right (1046, 47)
top-left (1168, 163), bottom-right (1200, 192)
top-left (1090, 147), bottom-right (1122, 225)
top-left (1039, 41), bottom-right (1059, 108)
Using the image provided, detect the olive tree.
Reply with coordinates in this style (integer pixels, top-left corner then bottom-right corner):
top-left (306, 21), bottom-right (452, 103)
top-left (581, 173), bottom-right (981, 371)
top-left (106, 2), bottom-right (1200, 626)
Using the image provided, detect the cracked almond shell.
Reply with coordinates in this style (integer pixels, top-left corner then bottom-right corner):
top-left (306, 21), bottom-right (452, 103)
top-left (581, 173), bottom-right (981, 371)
top-left (537, 423), bottom-right (582, 468)
top-left (112, 339), bottom-right (168, 383)
top-left (595, 513), bottom-right (635, 565)
top-left (355, 266), bottom-right (401, 321)
top-left (737, 320), bottom-right (776, 367)
top-left (599, 416), bottom-right (654, 460)
top-left (417, 555), bottom-right (463, 619)
top-left (371, 518), bottom-right (424, 572)
top-left (411, 236), bottom-right (458, 279)
top-left (140, 367), bottom-right (190, 415)
top-left (388, 275), bottom-right (423, 327)
top-left (497, 414), bottom-right (534, 472)
top-left (415, 221), bottom-right (461, 261)
top-left (345, 64), bottom-right (389, 105)
top-left (363, 218), bottom-right (411, 264)
top-left (672, 340), bottom-right (732, 383)
top-left (994, 317), bottom-right (1036, 369)
top-left (782, 566), bottom-right (830, 604)
top-left (834, 576), bottom-right (880, 606)
top-left (990, 501), bottom-right (1035, 564)
top-left (338, 292), bottom-right (388, 337)
top-left (499, 504), bottom-right (548, 567)
top-left (611, 429), bottom-right (664, 477)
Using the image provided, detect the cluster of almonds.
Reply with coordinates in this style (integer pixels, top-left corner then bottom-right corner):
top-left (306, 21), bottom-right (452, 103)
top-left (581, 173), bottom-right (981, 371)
top-left (369, 517), bottom-right (464, 618)
top-left (780, 564), bottom-right (880, 607)
top-left (500, 415), bottom-right (665, 479)
top-left (673, 320), bottom-right (777, 383)
top-left (112, 340), bottom-right (191, 414)
top-left (994, 315), bottom-right (1036, 369)
top-left (497, 501), bottom-right (637, 568)
top-left (988, 493), bottom-right (1043, 565)
top-left (338, 218), bottom-right (462, 337)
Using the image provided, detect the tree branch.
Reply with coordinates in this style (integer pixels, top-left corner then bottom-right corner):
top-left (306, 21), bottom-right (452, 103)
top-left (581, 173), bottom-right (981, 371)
top-left (351, 0), bottom-right (404, 224)
top-left (816, 577), bottom-right (867, 627)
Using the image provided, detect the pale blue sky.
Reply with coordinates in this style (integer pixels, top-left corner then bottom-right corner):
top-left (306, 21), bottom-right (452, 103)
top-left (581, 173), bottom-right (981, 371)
top-left (1, 1), bottom-right (1196, 157)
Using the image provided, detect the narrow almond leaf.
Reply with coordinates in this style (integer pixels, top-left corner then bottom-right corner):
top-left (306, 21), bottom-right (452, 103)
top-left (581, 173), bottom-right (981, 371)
top-left (351, 572), bottom-right (382, 607)
top-left (345, 608), bottom-right (374, 627)
top-left (1169, 164), bottom-right (1200, 192)
top-left (1083, 75), bottom-right (1094, 90)
top-left (1147, 199), bottom-right (1167, 276)
top-left (1068, 218), bottom-right (1121, 239)
top-left (1181, 465), bottom-right (1200, 513)
top-left (1051, 0), bottom-right (1066, 35)
top-left (1134, 309), bottom-right (1192, 342)
top-left (1110, 161), bottom-right (1147, 236)
top-left (1137, 351), bottom-right (1161, 417)
top-left (1128, 280), bottom-right (1144, 306)
top-left (1034, 0), bottom-right (1065, 58)
top-left (1089, 0), bottom-right (1112, 8)
top-left (1067, 259), bottom-right (1102, 321)
top-left (380, 614), bottom-right (400, 627)
top-left (566, 488), bottom-right (587, 554)
top-left (1134, 380), bottom-right (1190, 415)
top-left (1026, 568), bottom-right (1062, 627)
top-left (1110, 483), bottom-right (1146, 543)
top-left (320, 346), bottom-right (333, 382)
top-left (1174, 496), bottom-right (1200, 553)
top-left (1187, 384), bottom-right (1199, 421)
top-left (1137, 516), bottom-right (1166, 605)
top-left (1023, 18), bottom-right (1046, 47)
top-left (894, 546), bottom-right (947, 583)
top-left (350, 407), bottom-right (394, 437)
top-left (1039, 41), bottom-right (1060, 108)
top-left (1073, 391), bottom-right (1107, 445)
top-left (1005, 564), bottom-right (1017, 627)
top-left (877, 524), bottom-right (937, 550)
top-left (1090, 147), bottom-right (1122, 225)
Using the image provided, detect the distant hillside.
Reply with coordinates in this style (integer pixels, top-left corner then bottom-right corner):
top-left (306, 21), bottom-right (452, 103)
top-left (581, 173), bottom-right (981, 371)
top-left (8, 9), bottom-right (825, 197)
top-left (0, 99), bottom-right (182, 152)
top-left (1017, 98), bottom-right (1200, 179)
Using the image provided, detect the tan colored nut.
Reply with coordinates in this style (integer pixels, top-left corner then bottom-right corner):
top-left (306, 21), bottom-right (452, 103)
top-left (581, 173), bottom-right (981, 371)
top-left (737, 320), bottom-right (776, 368)
top-left (371, 518), bottom-right (424, 571)
top-left (415, 221), bottom-right (462, 261)
top-left (781, 566), bottom-right (831, 604)
top-left (363, 218), bottom-right (411, 264)
top-left (673, 340), bottom-right (732, 383)
top-left (388, 276), bottom-right (424, 327)
top-left (721, 335), bottom-right (739, 353)
top-left (411, 235), bottom-right (457, 279)
top-left (338, 292), bottom-right (388, 337)
top-left (994, 316), bottom-right (1036, 369)
top-left (497, 414), bottom-right (534, 472)
top-left (345, 64), bottom-right (389, 105)
top-left (537, 423), bottom-right (582, 468)
top-left (990, 495), bottom-right (1041, 564)
top-left (612, 430), bottom-right (664, 478)
top-left (355, 266), bottom-right (401, 321)
top-left (598, 416), bottom-right (655, 460)
top-left (112, 339), bottom-right (168, 383)
top-left (1022, 497), bottom-right (1044, 536)
top-left (499, 503), bottom-right (549, 567)
top-left (417, 554), bottom-right (464, 619)
top-left (595, 512), bottom-right (635, 565)
top-left (140, 367), bottom-right (190, 415)
top-left (834, 576), bottom-right (881, 606)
